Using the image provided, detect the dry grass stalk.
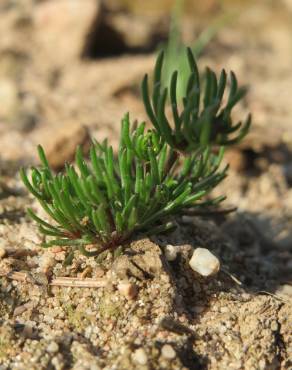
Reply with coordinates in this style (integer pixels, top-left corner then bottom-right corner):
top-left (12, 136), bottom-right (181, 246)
top-left (2, 271), bottom-right (108, 288)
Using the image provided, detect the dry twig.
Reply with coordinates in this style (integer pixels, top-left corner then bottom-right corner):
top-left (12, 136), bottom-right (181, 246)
top-left (2, 271), bottom-right (108, 288)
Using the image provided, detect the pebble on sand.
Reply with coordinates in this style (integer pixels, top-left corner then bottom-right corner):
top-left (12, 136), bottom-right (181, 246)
top-left (189, 247), bottom-right (220, 277)
top-left (132, 348), bottom-right (148, 365)
top-left (161, 344), bottom-right (176, 360)
top-left (117, 281), bottom-right (138, 300)
top-left (164, 244), bottom-right (178, 261)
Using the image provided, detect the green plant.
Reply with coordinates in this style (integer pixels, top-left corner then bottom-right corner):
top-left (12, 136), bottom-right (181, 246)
top-left (161, 0), bottom-right (233, 100)
top-left (20, 48), bottom-right (251, 260)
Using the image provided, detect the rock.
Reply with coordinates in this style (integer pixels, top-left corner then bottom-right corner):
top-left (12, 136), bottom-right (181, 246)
top-left (131, 239), bottom-right (163, 277)
top-left (132, 348), bottom-right (148, 366)
top-left (161, 344), bottom-right (176, 360)
top-left (32, 121), bottom-right (90, 170)
top-left (39, 253), bottom-right (56, 275)
top-left (51, 354), bottom-right (65, 369)
top-left (22, 325), bottom-right (34, 339)
top-left (270, 321), bottom-right (279, 332)
top-left (117, 281), bottom-right (138, 300)
top-left (51, 246), bottom-right (64, 254)
top-left (33, 0), bottom-right (101, 65)
top-left (91, 11), bottom-right (168, 56)
top-left (47, 341), bottom-right (59, 354)
top-left (112, 239), bottom-right (164, 280)
top-left (224, 149), bottom-right (247, 172)
top-left (164, 244), bottom-right (178, 261)
top-left (189, 248), bottom-right (220, 277)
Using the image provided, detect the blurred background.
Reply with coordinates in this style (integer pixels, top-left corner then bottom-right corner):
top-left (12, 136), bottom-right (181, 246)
top-left (0, 0), bottom-right (292, 257)
top-left (0, 0), bottom-right (291, 168)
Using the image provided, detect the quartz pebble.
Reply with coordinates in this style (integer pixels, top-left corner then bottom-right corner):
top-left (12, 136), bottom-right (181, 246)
top-left (161, 344), bottom-right (176, 360)
top-left (189, 248), bottom-right (220, 277)
top-left (117, 281), bottom-right (138, 300)
top-left (132, 348), bottom-right (148, 365)
top-left (270, 321), bottom-right (279, 332)
top-left (47, 341), bottom-right (59, 353)
top-left (164, 244), bottom-right (178, 261)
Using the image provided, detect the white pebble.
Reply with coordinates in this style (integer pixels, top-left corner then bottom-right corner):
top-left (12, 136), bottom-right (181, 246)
top-left (132, 348), bottom-right (148, 365)
top-left (270, 321), bottom-right (279, 332)
top-left (164, 244), bottom-right (178, 261)
top-left (47, 341), bottom-right (59, 353)
top-left (161, 344), bottom-right (176, 360)
top-left (189, 248), bottom-right (220, 277)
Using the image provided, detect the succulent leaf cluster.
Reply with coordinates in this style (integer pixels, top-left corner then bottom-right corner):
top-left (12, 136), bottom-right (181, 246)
top-left (142, 48), bottom-right (251, 153)
top-left (21, 48), bottom-right (251, 259)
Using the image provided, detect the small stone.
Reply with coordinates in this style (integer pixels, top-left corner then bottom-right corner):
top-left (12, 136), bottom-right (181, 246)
top-left (35, 121), bottom-right (90, 170)
top-left (164, 244), bottom-right (178, 261)
top-left (51, 246), bottom-right (64, 254)
top-left (51, 354), bottom-right (64, 370)
top-left (259, 359), bottom-right (267, 370)
top-left (47, 341), bottom-right (59, 353)
top-left (132, 348), bottom-right (148, 365)
top-left (34, 0), bottom-right (101, 64)
top-left (39, 254), bottom-right (56, 275)
top-left (13, 304), bottom-right (30, 317)
top-left (22, 325), bottom-right (34, 339)
top-left (192, 281), bottom-right (201, 293)
top-left (219, 325), bottom-right (227, 334)
top-left (270, 321), bottom-right (279, 332)
top-left (94, 267), bottom-right (105, 278)
top-left (225, 321), bottom-right (233, 329)
top-left (161, 344), bottom-right (176, 360)
top-left (189, 248), bottom-right (220, 277)
top-left (241, 293), bottom-right (251, 300)
top-left (117, 281), bottom-right (138, 300)
top-left (54, 251), bottom-right (66, 262)
top-left (79, 266), bottom-right (92, 278)
top-left (193, 305), bottom-right (205, 314)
